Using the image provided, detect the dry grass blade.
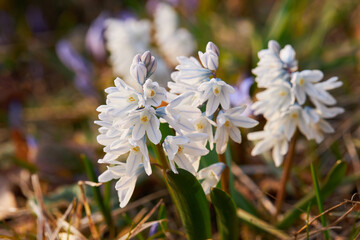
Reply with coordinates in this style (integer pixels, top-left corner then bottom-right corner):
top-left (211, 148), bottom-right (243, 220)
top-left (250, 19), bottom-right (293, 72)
top-left (49, 199), bottom-right (75, 240)
top-left (296, 226), bottom-right (342, 240)
top-left (78, 181), bottom-right (100, 240)
top-left (232, 163), bottom-right (276, 215)
top-left (122, 199), bottom-right (164, 240)
top-left (57, 219), bottom-right (88, 240)
top-left (83, 181), bottom-right (103, 187)
top-left (295, 201), bottom-right (347, 237)
top-left (118, 220), bottom-right (166, 240)
top-left (80, 189), bottom-right (168, 228)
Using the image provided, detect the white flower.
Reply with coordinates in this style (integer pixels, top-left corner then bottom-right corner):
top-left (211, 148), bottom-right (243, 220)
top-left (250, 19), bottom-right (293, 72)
top-left (252, 40), bottom-right (297, 87)
top-left (248, 129), bottom-right (289, 167)
top-left (106, 77), bottom-right (145, 115)
top-left (120, 106), bottom-right (161, 144)
top-left (214, 105), bottom-right (258, 154)
top-left (143, 79), bottom-right (167, 107)
top-left (196, 162), bottom-right (225, 194)
top-left (130, 54), bottom-right (148, 85)
top-left (199, 78), bottom-right (235, 116)
top-left (171, 56), bottom-right (213, 87)
top-left (270, 105), bottom-right (310, 140)
top-left (98, 161), bottom-right (143, 208)
top-left (157, 92), bottom-right (201, 134)
top-left (193, 115), bottom-right (216, 149)
top-left (251, 82), bottom-right (294, 119)
top-left (163, 133), bottom-right (209, 174)
top-left (291, 70), bottom-right (339, 105)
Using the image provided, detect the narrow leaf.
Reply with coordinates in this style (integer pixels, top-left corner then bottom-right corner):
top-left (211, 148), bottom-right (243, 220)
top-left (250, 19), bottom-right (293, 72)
top-left (210, 188), bottom-right (239, 240)
top-left (277, 160), bottom-right (347, 229)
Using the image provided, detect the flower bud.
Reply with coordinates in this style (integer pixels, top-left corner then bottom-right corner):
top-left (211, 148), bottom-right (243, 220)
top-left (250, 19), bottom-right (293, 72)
top-left (141, 51), bottom-right (152, 67)
top-left (130, 61), bottom-right (147, 85)
top-left (199, 51), bottom-right (218, 71)
top-left (146, 56), bottom-right (157, 78)
top-left (206, 42), bottom-right (220, 56)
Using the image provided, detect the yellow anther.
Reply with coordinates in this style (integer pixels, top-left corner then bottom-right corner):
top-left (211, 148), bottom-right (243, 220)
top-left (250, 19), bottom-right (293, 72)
top-left (132, 146), bottom-right (140, 152)
top-left (279, 91), bottom-right (287, 96)
top-left (140, 115), bottom-right (148, 123)
top-left (224, 120), bottom-right (230, 127)
top-left (299, 78), bottom-right (305, 86)
top-left (150, 89), bottom-right (155, 97)
top-left (128, 96), bottom-right (136, 102)
top-left (196, 123), bottom-right (204, 130)
top-left (177, 145), bottom-right (184, 153)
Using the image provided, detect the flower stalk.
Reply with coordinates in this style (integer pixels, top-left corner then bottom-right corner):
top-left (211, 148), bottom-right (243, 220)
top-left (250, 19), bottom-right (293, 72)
top-left (218, 153), bottom-right (229, 193)
top-left (275, 132), bottom-right (298, 218)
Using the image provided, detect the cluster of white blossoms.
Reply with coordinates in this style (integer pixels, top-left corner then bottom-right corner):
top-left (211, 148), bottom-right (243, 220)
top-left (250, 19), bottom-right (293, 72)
top-left (105, 3), bottom-right (195, 88)
top-left (168, 42), bottom-right (259, 155)
top-left (248, 40), bottom-right (344, 166)
top-left (96, 45), bottom-right (250, 207)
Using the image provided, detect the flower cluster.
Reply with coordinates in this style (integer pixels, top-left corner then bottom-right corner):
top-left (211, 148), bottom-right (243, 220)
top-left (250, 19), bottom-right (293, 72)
top-left (169, 42), bottom-right (259, 154)
top-left (249, 40), bottom-right (344, 166)
top-left (96, 45), bottom-right (253, 207)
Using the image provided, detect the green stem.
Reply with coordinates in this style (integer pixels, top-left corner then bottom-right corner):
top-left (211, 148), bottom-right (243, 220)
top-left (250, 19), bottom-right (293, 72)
top-left (156, 143), bottom-right (169, 170)
top-left (310, 161), bottom-right (330, 240)
top-left (218, 153), bottom-right (229, 193)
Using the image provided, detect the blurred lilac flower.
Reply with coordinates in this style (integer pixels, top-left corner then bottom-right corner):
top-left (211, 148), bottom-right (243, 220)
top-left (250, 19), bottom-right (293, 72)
top-left (56, 40), bottom-right (97, 98)
top-left (26, 6), bottom-right (48, 33)
top-left (8, 101), bottom-right (23, 128)
top-left (0, 10), bottom-right (15, 44)
top-left (148, 222), bottom-right (159, 238)
top-left (85, 12), bottom-right (109, 62)
top-left (230, 77), bottom-right (254, 116)
top-left (146, 0), bottom-right (198, 15)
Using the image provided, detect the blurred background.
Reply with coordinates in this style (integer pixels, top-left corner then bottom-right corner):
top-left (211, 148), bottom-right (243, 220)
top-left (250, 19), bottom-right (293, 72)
top-left (0, 0), bottom-right (359, 238)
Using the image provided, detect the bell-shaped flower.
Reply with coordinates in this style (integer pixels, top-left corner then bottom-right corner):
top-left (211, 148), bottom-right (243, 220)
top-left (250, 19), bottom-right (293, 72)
top-left (172, 56), bottom-right (213, 86)
top-left (141, 51), bottom-right (157, 78)
top-left (119, 106), bottom-right (161, 144)
top-left (163, 133), bottom-right (209, 174)
top-left (106, 78), bottom-right (145, 115)
top-left (198, 78), bottom-right (235, 116)
top-left (214, 105), bottom-right (258, 154)
top-left (143, 79), bottom-right (167, 107)
top-left (196, 162), bottom-right (225, 194)
top-left (270, 105), bottom-right (310, 140)
top-left (157, 92), bottom-right (201, 134)
top-left (291, 70), bottom-right (338, 105)
top-left (206, 42), bottom-right (220, 57)
top-left (98, 160), bottom-right (144, 208)
top-left (193, 115), bottom-right (216, 149)
top-left (251, 82), bottom-right (294, 119)
top-left (248, 129), bottom-right (289, 167)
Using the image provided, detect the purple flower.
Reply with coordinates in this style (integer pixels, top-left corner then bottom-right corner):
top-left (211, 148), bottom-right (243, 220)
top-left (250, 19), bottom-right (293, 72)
top-left (85, 12), bottom-right (109, 62)
top-left (230, 77), bottom-right (254, 116)
top-left (148, 222), bottom-right (159, 238)
top-left (26, 6), bottom-right (48, 33)
top-left (8, 101), bottom-right (23, 128)
top-left (56, 40), bottom-right (97, 97)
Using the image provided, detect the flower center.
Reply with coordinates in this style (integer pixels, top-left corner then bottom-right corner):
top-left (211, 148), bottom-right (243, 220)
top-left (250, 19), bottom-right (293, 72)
top-left (146, 88), bottom-right (156, 98)
top-left (298, 78), bottom-right (305, 86)
top-left (132, 146), bottom-right (140, 152)
top-left (213, 86), bottom-right (221, 96)
top-left (127, 94), bottom-right (137, 103)
top-left (196, 123), bottom-right (204, 130)
top-left (290, 112), bottom-right (298, 118)
top-left (140, 115), bottom-right (149, 123)
top-left (177, 145), bottom-right (184, 153)
top-left (224, 120), bottom-right (230, 127)
top-left (279, 91), bottom-right (287, 97)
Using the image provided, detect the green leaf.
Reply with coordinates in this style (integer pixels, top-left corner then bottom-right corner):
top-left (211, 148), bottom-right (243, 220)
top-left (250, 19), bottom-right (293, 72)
top-left (237, 208), bottom-right (290, 239)
top-left (166, 169), bottom-right (211, 240)
top-left (210, 188), bottom-right (239, 240)
top-left (277, 160), bottom-right (347, 229)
